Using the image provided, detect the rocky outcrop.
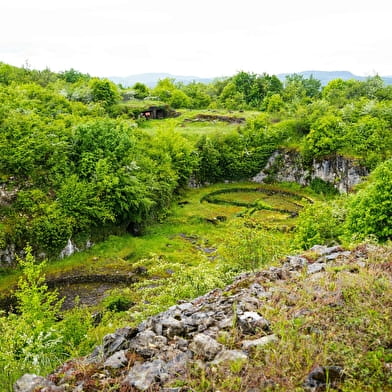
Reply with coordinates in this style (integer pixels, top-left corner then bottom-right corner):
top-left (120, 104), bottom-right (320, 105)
top-left (0, 238), bottom-right (93, 267)
top-left (14, 244), bottom-right (370, 392)
top-left (253, 149), bottom-right (369, 193)
top-left (0, 244), bottom-right (17, 266)
top-left (0, 183), bottom-right (19, 206)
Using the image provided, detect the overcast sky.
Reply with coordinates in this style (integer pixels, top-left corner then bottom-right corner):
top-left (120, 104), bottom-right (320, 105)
top-left (1, 0), bottom-right (391, 78)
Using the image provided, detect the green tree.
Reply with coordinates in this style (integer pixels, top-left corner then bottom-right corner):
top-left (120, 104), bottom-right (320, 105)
top-left (132, 82), bottom-right (150, 99)
top-left (89, 78), bottom-right (120, 107)
top-left (344, 159), bottom-right (392, 241)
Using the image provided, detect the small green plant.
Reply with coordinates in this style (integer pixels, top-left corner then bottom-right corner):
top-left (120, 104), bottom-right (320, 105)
top-left (101, 289), bottom-right (134, 312)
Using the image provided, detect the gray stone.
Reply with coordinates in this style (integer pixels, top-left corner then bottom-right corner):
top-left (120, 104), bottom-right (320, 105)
top-left (237, 312), bottom-right (270, 334)
top-left (307, 263), bottom-right (326, 274)
top-left (103, 349), bottom-right (128, 369)
top-left (125, 360), bottom-right (169, 391)
top-left (161, 316), bottom-right (185, 338)
top-left (211, 349), bottom-right (248, 365)
top-left (189, 333), bottom-right (223, 360)
top-left (324, 251), bottom-right (351, 261)
top-left (102, 326), bottom-right (137, 358)
top-left (249, 283), bottom-right (267, 297)
top-left (13, 374), bottom-right (62, 392)
top-left (303, 366), bottom-right (344, 391)
top-left (129, 330), bottom-right (167, 358)
top-left (173, 336), bottom-right (189, 351)
top-left (310, 245), bottom-right (341, 256)
top-left (285, 255), bottom-right (308, 270)
top-left (166, 350), bottom-right (192, 373)
top-left (241, 334), bottom-right (278, 350)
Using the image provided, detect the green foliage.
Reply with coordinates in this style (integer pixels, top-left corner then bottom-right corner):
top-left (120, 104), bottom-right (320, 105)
top-left (344, 159), bottom-right (392, 241)
top-left (0, 247), bottom-right (63, 386)
top-left (220, 226), bottom-right (289, 274)
top-left (89, 77), bottom-right (120, 107)
top-left (309, 178), bottom-right (339, 196)
top-left (152, 78), bottom-right (191, 108)
top-left (219, 71), bottom-right (283, 110)
top-left (102, 289), bottom-right (134, 312)
top-left (0, 247), bottom-right (95, 388)
top-left (294, 200), bottom-right (346, 249)
top-left (195, 125), bottom-right (278, 183)
top-left (283, 73), bottom-right (321, 104)
top-left (303, 114), bottom-right (344, 161)
top-left (132, 82), bottom-right (150, 99)
top-left (59, 68), bottom-right (90, 83)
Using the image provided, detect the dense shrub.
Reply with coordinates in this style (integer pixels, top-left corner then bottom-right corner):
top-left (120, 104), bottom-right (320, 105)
top-left (344, 159), bottom-right (392, 241)
top-left (294, 200), bottom-right (346, 249)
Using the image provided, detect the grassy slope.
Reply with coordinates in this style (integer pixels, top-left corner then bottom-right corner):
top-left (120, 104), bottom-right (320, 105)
top-left (0, 182), bottom-right (316, 315)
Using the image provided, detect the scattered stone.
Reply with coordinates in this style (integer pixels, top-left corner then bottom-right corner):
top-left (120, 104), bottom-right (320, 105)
top-left (241, 334), bottom-right (279, 350)
top-left (14, 245), bottom-right (372, 391)
top-left (124, 360), bottom-right (169, 391)
top-left (323, 251), bottom-right (351, 261)
top-left (211, 349), bottom-right (248, 365)
top-left (128, 330), bottom-right (165, 358)
top-left (284, 255), bottom-right (308, 270)
top-left (310, 245), bottom-right (342, 256)
top-left (161, 316), bottom-right (185, 338)
top-left (238, 312), bottom-right (270, 334)
top-left (14, 374), bottom-right (62, 392)
top-left (303, 365), bottom-right (344, 391)
top-left (307, 263), bottom-right (326, 274)
top-left (103, 326), bottom-right (137, 358)
top-left (189, 333), bottom-right (223, 360)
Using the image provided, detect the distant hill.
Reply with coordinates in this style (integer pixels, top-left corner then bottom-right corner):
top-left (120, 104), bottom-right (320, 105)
top-left (108, 73), bottom-right (214, 88)
top-left (108, 71), bottom-right (392, 87)
top-left (277, 70), bottom-right (392, 86)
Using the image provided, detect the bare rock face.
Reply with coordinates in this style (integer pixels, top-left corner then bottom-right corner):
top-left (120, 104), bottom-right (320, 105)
top-left (253, 149), bottom-right (368, 193)
top-left (14, 244), bottom-right (359, 391)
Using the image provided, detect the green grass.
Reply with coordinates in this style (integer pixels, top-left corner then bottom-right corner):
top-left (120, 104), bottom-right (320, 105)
top-left (0, 182), bottom-right (316, 298)
top-left (137, 109), bottom-right (262, 138)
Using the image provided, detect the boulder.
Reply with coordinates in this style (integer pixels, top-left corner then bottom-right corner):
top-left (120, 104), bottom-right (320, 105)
top-left (189, 333), bottom-right (223, 361)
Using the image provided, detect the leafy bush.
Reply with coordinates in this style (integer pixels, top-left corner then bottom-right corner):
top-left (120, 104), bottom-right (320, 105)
top-left (344, 159), bottom-right (392, 241)
top-left (309, 178), bottom-right (339, 196)
top-left (294, 200), bottom-right (346, 249)
top-left (101, 289), bottom-right (134, 312)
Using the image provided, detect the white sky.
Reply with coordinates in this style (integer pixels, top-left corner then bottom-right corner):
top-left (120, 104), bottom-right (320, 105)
top-left (1, 0), bottom-right (391, 78)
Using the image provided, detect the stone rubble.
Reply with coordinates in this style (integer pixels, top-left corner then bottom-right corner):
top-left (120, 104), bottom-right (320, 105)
top-left (14, 244), bottom-right (361, 391)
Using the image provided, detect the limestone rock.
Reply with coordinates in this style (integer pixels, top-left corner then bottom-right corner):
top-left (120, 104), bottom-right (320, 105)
top-left (211, 349), bottom-right (248, 365)
top-left (103, 349), bottom-right (128, 369)
top-left (14, 374), bottom-right (62, 392)
top-left (307, 263), bottom-right (326, 274)
top-left (189, 333), bottom-right (223, 360)
top-left (242, 334), bottom-right (279, 350)
top-left (124, 360), bottom-right (169, 391)
top-left (103, 326), bottom-right (137, 358)
top-left (238, 312), bottom-right (270, 334)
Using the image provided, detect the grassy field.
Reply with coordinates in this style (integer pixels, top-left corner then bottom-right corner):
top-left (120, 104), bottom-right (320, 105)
top-left (137, 109), bottom-right (262, 138)
top-left (0, 182), bottom-right (317, 318)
